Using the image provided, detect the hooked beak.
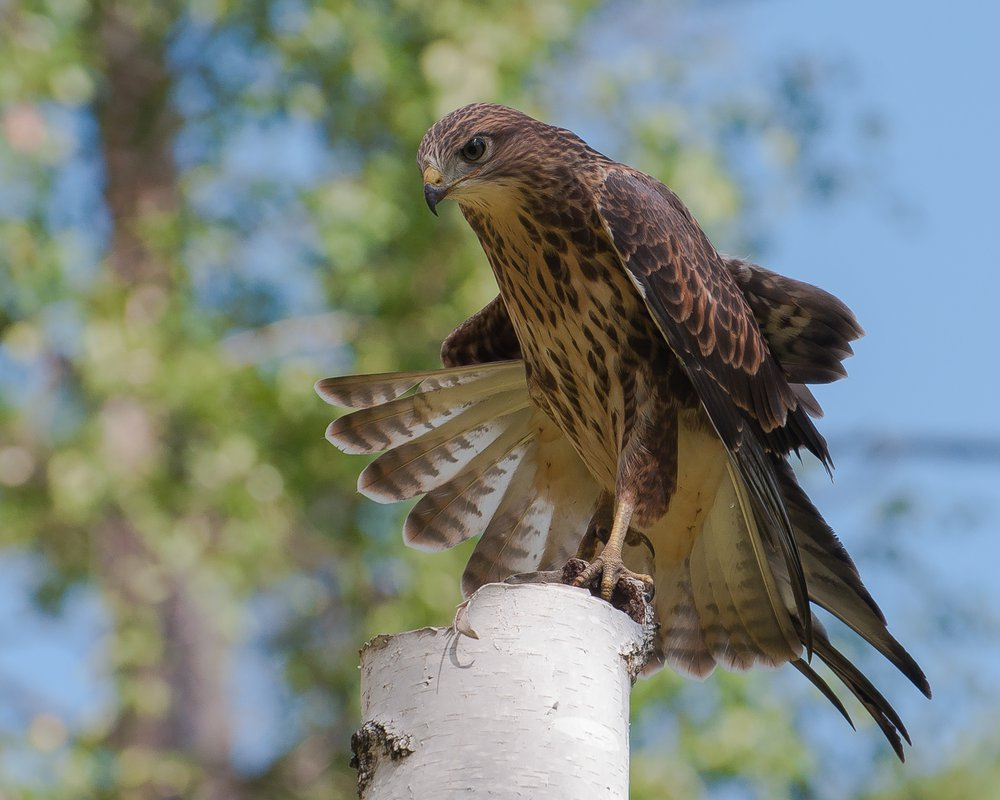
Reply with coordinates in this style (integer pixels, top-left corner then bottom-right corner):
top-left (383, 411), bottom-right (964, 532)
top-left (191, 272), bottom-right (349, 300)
top-left (422, 165), bottom-right (449, 216)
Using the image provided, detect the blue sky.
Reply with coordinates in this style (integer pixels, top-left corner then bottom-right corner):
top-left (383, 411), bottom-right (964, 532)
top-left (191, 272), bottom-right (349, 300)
top-left (736, 0), bottom-right (999, 438)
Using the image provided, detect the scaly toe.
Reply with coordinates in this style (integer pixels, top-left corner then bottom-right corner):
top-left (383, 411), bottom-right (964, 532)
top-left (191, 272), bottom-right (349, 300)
top-left (571, 558), bottom-right (606, 591)
top-left (564, 557), bottom-right (655, 623)
top-left (569, 558), bottom-right (654, 601)
top-left (599, 570), bottom-right (617, 601)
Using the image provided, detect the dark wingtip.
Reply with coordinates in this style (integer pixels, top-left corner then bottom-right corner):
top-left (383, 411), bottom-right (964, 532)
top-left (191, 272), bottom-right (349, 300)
top-left (791, 659), bottom-right (855, 729)
top-left (811, 633), bottom-right (912, 762)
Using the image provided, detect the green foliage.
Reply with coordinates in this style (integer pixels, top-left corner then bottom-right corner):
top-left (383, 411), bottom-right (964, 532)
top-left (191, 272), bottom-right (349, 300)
top-left (862, 740), bottom-right (1000, 800)
top-left (0, 1), bottom-right (609, 796)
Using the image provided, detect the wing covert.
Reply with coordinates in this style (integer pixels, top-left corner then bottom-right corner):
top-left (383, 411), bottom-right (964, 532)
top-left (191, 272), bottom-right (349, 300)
top-left (593, 167), bottom-right (822, 644)
top-left (440, 294), bottom-right (522, 367)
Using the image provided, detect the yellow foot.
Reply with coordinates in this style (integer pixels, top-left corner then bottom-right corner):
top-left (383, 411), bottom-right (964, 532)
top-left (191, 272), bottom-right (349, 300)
top-left (567, 556), bottom-right (654, 601)
top-left (561, 558), bottom-right (652, 625)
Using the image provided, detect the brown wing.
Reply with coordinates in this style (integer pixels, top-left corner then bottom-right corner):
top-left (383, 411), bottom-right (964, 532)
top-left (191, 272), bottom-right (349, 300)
top-left (318, 360), bottom-right (600, 590)
top-left (772, 459), bottom-right (930, 699)
top-left (725, 258), bottom-right (864, 385)
top-left (595, 168), bottom-right (830, 462)
top-left (440, 294), bottom-right (522, 367)
top-left (593, 166), bottom-right (830, 644)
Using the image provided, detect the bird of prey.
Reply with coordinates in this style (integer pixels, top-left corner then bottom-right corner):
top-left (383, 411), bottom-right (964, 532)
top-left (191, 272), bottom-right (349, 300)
top-left (317, 104), bottom-right (929, 758)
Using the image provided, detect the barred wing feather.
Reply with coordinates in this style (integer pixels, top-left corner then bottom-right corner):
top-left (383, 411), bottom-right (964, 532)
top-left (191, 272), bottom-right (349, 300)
top-left (318, 360), bottom-right (601, 590)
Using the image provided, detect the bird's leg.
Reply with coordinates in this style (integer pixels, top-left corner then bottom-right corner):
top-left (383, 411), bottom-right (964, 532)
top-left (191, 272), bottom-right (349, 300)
top-left (574, 491), bottom-right (614, 562)
top-left (599, 496), bottom-right (643, 599)
top-left (572, 494), bottom-right (654, 600)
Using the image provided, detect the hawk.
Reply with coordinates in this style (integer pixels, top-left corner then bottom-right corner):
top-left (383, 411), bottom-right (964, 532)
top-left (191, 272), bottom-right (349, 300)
top-left (317, 104), bottom-right (929, 758)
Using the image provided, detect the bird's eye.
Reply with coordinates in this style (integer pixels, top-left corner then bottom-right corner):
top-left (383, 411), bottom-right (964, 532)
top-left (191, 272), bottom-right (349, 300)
top-left (460, 137), bottom-right (487, 162)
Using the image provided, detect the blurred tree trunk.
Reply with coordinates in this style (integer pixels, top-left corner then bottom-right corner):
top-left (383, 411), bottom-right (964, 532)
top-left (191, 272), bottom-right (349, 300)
top-left (93, 4), bottom-right (241, 798)
top-left (98, 2), bottom-right (178, 285)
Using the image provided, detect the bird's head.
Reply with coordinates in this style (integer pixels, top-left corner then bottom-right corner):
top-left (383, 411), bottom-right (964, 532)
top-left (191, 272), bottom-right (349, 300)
top-left (417, 103), bottom-right (581, 215)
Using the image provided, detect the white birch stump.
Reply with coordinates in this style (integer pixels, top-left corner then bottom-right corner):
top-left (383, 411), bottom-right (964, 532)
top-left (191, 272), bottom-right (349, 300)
top-left (352, 581), bottom-right (654, 799)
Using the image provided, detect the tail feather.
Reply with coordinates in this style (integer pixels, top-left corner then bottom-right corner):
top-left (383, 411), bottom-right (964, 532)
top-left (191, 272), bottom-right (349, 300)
top-left (534, 425), bottom-right (602, 571)
top-left (318, 358), bottom-right (927, 761)
top-left (648, 556), bottom-right (716, 678)
top-left (687, 528), bottom-right (742, 668)
top-left (653, 421), bottom-right (801, 675)
top-left (720, 461), bottom-right (803, 665)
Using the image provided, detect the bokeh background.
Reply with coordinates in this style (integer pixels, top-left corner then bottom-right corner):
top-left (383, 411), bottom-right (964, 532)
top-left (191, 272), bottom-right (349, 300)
top-left (0, 1), bottom-right (997, 798)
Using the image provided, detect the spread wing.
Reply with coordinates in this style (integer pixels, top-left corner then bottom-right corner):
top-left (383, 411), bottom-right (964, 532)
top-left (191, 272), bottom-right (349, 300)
top-left (316, 361), bottom-right (599, 592)
top-left (592, 167), bottom-right (833, 647)
top-left (317, 261), bottom-right (925, 757)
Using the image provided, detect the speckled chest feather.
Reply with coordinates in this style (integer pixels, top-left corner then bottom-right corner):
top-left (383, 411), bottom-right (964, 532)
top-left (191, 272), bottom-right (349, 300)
top-left (461, 188), bottom-right (694, 524)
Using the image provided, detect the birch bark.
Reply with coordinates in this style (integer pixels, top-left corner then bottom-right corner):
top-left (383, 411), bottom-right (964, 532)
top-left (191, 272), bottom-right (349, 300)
top-left (353, 582), bottom-right (654, 799)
